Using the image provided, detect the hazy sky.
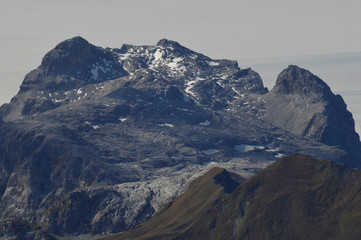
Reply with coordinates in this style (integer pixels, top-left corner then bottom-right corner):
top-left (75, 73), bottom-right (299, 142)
top-left (0, 0), bottom-right (360, 132)
top-left (1, 0), bottom-right (361, 70)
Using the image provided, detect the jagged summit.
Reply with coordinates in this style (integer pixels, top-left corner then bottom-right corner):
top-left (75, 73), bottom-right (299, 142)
top-left (263, 65), bottom-right (361, 166)
top-left (40, 36), bottom-right (96, 73)
top-left (20, 36), bottom-right (125, 93)
top-left (273, 65), bottom-right (332, 100)
top-left (53, 36), bottom-right (90, 51)
top-left (1, 36), bottom-right (268, 121)
top-left (157, 38), bottom-right (183, 48)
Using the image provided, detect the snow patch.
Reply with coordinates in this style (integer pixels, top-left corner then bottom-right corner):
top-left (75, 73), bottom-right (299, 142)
top-left (202, 161), bottom-right (217, 166)
top-left (265, 148), bottom-right (279, 153)
top-left (201, 149), bottom-right (219, 155)
top-left (232, 87), bottom-right (242, 96)
top-left (118, 53), bottom-right (131, 61)
top-left (153, 49), bottom-right (163, 61)
top-left (189, 54), bottom-right (197, 59)
top-left (235, 144), bottom-right (264, 153)
top-left (198, 120), bottom-right (210, 126)
top-left (208, 61), bottom-right (219, 66)
top-left (158, 123), bottom-right (174, 128)
top-left (173, 57), bottom-right (182, 63)
top-left (185, 80), bottom-right (197, 97)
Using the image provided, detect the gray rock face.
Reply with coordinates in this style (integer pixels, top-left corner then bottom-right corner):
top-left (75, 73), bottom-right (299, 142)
top-left (263, 65), bottom-right (361, 167)
top-left (24, 37), bottom-right (126, 90)
top-left (273, 65), bottom-right (332, 98)
top-left (0, 38), bottom-right (359, 239)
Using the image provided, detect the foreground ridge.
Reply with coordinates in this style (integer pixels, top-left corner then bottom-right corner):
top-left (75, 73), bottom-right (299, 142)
top-left (112, 153), bottom-right (361, 240)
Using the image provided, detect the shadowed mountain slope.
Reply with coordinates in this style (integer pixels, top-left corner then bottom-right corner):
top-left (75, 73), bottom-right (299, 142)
top-left (112, 153), bottom-right (361, 240)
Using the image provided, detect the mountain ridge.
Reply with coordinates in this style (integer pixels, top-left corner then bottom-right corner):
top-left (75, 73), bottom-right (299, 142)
top-left (0, 37), bottom-right (360, 239)
top-left (111, 153), bottom-right (361, 240)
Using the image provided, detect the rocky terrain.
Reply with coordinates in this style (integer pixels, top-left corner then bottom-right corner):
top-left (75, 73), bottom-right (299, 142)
top-left (0, 37), bottom-right (360, 239)
top-left (112, 153), bottom-right (361, 240)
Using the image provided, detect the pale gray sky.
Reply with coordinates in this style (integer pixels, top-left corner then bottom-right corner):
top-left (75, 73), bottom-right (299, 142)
top-left (0, 0), bottom-right (360, 132)
top-left (1, 0), bottom-right (361, 70)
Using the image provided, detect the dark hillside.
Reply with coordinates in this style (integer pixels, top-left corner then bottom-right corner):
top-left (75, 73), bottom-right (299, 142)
top-left (111, 153), bottom-right (361, 240)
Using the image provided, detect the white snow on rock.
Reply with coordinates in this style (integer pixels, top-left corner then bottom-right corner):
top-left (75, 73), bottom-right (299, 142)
top-left (208, 61), bottom-right (219, 66)
top-left (265, 148), bottom-right (279, 153)
top-left (167, 57), bottom-right (183, 70)
top-left (119, 118), bottom-right (127, 122)
top-left (185, 77), bottom-right (205, 98)
top-left (198, 120), bottom-right (210, 126)
top-left (185, 80), bottom-right (197, 97)
top-left (201, 149), bottom-right (219, 155)
top-left (234, 144), bottom-right (265, 153)
top-left (167, 62), bottom-right (178, 70)
top-left (157, 123), bottom-right (174, 128)
top-left (232, 86), bottom-right (242, 96)
top-left (153, 49), bottom-right (163, 61)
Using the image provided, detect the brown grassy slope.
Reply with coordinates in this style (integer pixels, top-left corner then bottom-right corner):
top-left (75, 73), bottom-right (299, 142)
top-left (103, 167), bottom-right (241, 240)
top-left (192, 153), bottom-right (361, 240)
top-left (104, 153), bottom-right (361, 240)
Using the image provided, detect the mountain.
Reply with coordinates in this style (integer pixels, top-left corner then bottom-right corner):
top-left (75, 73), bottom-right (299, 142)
top-left (112, 153), bottom-right (361, 240)
top-left (0, 37), bottom-right (360, 239)
top-left (262, 65), bottom-right (361, 167)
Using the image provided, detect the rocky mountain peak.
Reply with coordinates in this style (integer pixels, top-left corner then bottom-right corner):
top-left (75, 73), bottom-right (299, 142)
top-left (273, 65), bottom-right (332, 100)
top-left (157, 38), bottom-right (182, 48)
top-left (40, 36), bottom-right (99, 74)
top-left (54, 36), bottom-right (89, 51)
top-left (19, 36), bottom-right (126, 93)
top-left (263, 65), bottom-right (361, 166)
